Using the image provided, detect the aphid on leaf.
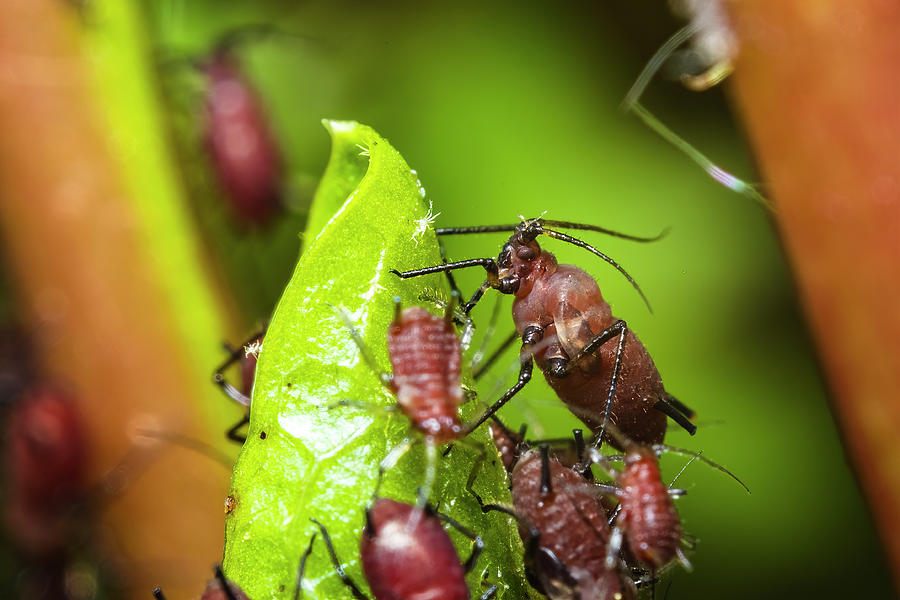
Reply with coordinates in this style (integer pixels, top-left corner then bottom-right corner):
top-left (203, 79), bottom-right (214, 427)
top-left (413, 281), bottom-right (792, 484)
top-left (335, 294), bottom-right (483, 505)
top-left (393, 217), bottom-right (696, 450)
top-left (476, 435), bottom-right (635, 600)
top-left (308, 498), bottom-right (496, 600)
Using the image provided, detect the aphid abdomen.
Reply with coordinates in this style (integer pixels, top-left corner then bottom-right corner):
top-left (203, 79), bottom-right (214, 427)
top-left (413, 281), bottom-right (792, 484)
top-left (511, 450), bottom-right (614, 588)
top-left (619, 446), bottom-right (681, 569)
top-left (361, 499), bottom-right (470, 600)
top-left (204, 53), bottom-right (283, 226)
top-left (387, 307), bottom-right (463, 443)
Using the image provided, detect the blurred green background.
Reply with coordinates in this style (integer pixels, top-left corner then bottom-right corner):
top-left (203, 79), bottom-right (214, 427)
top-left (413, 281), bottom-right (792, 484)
top-left (1, 0), bottom-right (892, 598)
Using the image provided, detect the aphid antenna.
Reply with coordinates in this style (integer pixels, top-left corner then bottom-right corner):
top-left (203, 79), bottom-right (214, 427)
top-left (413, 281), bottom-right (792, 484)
top-left (653, 443), bottom-right (750, 494)
top-left (328, 303), bottom-right (393, 390)
top-left (435, 218), bottom-right (666, 243)
top-left (294, 532), bottom-right (317, 600)
top-left (540, 227), bottom-right (653, 313)
top-left (629, 102), bottom-right (771, 209)
top-left (621, 23), bottom-right (701, 112)
top-left (213, 565), bottom-right (240, 600)
top-left (133, 427), bottom-right (234, 471)
top-left (152, 587), bottom-right (166, 600)
top-left (309, 519), bottom-right (369, 600)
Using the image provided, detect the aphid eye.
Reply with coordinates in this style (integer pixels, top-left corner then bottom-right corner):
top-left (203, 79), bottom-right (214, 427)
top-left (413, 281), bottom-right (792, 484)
top-left (517, 246), bottom-right (536, 261)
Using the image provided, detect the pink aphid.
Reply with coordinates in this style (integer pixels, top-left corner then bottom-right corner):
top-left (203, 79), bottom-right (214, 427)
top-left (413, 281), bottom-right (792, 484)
top-left (203, 51), bottom-right (283, 227)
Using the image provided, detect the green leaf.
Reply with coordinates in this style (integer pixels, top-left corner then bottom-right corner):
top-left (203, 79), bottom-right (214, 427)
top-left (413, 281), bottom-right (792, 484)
top-left (223, 121), bottom-right (534, 599)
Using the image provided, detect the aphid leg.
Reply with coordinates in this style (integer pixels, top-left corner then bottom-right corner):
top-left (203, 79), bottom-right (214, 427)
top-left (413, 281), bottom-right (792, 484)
top-left (213, 565), bottom-right (240, 600)
top-left (392, 257), bottom-right (505, 315)
top-left (653, 443), bottom-right (750, 493)
top-left (309, 519), bottom-right (369, 600)
top-left (133, 428), bottom-right (234, 471)
top-left (605, 526), bottom-right (625, 571)
top-left (436, 511), bottom-right (485, 573)
top-left (376, 436), bottom-right (416, 496)
top-left (466, 326), bottom-right (543, 433)
top-left (470, 295), bottom-right (509, 374)
top-left (226, 414), bottom-right (250, 443)
top-left (212, 328), bottom-right (266, 407)
top-left (461, 438), bottom-right (490, 506)
top-left (675, 546), bottom-right (693, 571)
top-left (330, 303), bottom-right (394, 390)
top-left (152, 588), bottom-right (166, 600)
top-left (472, 329), bottom-right (519, 381)
top-left (553, 319), bottom-right (627, 450)
top-left (417, 438), bottom-right (439, 508)
top-left (293, 532), bottom-right (316, 600)
top-left (438, 238), bottom-right (463, 299)
top-left (667, 452), bottom-right (702, 489)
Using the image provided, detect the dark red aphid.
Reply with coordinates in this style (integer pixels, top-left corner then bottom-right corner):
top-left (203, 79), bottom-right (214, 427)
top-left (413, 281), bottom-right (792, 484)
top-left (202, 50), bottom-right (283, 227)
top-left (386, 305), bottom-right (464, 444)
top-left (479, 426), bottom-right (634, 600)
top-left (311, 498), bottom-right (495, 600)
top-left (153, 565), bottom-right (250, 600)
top-left (213, 331), bottom-right (264, 443)
top-left (4, 385), bottom-right (87, 556)
top-left (394, 218), bottom-right (696, 450)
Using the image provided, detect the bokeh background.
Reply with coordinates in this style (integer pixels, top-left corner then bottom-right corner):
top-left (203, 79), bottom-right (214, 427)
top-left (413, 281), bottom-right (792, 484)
top-left (0, 0), bottom-right (892, 598)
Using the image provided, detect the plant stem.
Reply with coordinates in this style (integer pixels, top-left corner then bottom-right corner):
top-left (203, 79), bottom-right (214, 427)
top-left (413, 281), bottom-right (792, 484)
top-left (728, 1), bottom-right (900, 590)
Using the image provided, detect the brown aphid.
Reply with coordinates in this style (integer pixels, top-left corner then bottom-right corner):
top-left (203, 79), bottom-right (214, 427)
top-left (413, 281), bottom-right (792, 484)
top-left (386, 305), bottom-right (464, 444)
top-left (202, 50), bottom-right (283, 227)
top-left (477, 440), bottom-right (632, 600)
top-left (615, 444), bottom-right (684, 570)
top-left (311, 498), bottom-right (494, 600)
top-left (394, 217), bottom-right (696, 450)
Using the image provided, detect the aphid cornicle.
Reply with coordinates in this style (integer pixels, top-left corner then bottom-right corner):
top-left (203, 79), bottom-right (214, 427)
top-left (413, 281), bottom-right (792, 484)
top-left (394, 218), bottom-right (696, 450)
top-left (309, 498), bottom-right (496, 600)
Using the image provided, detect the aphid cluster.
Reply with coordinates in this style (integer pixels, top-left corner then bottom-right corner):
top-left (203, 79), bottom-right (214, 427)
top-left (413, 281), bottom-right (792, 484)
top-left (202, 215), bottom-right (748, 599)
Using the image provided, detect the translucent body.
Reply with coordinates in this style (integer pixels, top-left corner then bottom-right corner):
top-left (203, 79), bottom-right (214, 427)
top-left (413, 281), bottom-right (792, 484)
top-left (506, 242), bottom-right (668, 447)
top-left (361, 499), bottom-right (469, 600)
top-left (204, 53), bottom-right (283, 226)
top-left (387, 307), bottom-right (464, 444)
top-left (617, 445), bottom-right (681, 569)
top-left (510, 450), bottom-right (633, 600)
